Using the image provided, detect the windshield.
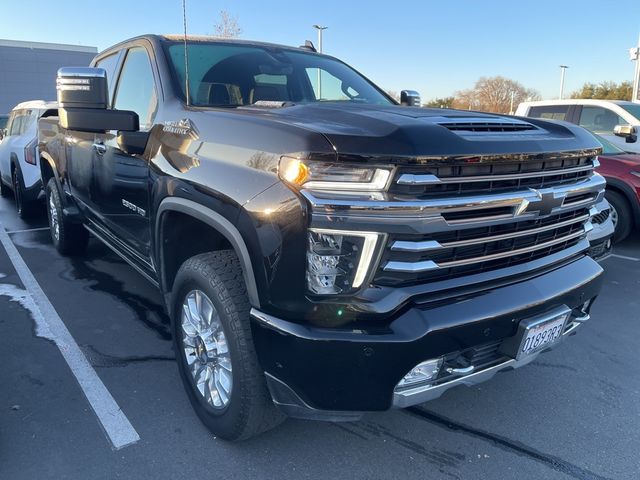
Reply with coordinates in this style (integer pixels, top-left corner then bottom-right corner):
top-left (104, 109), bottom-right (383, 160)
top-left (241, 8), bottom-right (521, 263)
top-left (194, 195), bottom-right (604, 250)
top-left (163, 41), bottom-right (393, 107)
top-left (620, 103), bottom-right (640, 122)
top-left (592, 132), bottom-right (625, 155)
top-left (0, 115), bottom-right (8, 130)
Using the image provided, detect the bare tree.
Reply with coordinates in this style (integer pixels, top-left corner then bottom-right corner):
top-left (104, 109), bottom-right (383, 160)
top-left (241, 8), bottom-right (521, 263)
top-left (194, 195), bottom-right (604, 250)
top-left (452, 76), bottom-right (541, 113)
top-left (385, 90), bottom-right (400, 102)
top-left (213, 10), bottom-right (242, 38)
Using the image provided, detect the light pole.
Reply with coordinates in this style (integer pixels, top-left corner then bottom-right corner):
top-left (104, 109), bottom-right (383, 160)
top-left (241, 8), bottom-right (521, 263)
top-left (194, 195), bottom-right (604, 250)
top-left (630, 33), bottom-right (640, 102)
top-left (313, 25), bottom-right (327, 99)
top-left (559, 65), bottom-right (569, 100)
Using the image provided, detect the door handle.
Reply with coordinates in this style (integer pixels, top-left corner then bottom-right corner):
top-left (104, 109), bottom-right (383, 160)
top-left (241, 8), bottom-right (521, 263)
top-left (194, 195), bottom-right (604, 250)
top-left (445, 365), bottom-right (475, 377)
top-left (93, 143), bottom-right (107, 155)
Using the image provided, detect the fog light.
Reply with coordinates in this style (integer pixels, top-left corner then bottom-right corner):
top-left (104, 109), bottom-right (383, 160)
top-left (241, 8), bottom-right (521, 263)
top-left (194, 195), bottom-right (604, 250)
top-left (396, 358), bottom-right (443, 389)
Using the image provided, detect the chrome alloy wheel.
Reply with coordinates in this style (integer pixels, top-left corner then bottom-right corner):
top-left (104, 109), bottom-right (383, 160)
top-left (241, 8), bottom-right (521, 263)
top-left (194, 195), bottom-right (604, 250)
top-left (181, 290), bottom-right (233, 409)
top-left (49, 194), bottom-right (59, 241)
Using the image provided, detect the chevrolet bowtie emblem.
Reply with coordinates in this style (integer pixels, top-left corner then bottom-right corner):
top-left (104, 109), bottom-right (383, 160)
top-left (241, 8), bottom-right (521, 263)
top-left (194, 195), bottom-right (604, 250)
top-left (516, 189), bottom-right (566, 216)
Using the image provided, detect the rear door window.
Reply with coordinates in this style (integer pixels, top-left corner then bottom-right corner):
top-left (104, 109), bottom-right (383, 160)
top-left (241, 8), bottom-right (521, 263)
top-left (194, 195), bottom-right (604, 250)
top-left (527, 105), bottom-right (571, 121)
top-left (94, 52), bottom-right (121, 106)
top-left (8, 110), bottom-right (29, 136)
top-left (578, 106), bottom-right (627, 134)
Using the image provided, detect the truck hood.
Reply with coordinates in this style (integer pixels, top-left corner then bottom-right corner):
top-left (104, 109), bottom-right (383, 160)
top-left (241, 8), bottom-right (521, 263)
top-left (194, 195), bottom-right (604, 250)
top-left (234, 102), bottom-right (601, 158)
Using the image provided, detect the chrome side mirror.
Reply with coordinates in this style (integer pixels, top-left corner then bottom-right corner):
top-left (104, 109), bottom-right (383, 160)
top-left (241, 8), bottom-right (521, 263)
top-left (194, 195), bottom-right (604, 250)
top-left (56, 67), bottom-right (109, 109)
top-left (613, 124), bottom-right (637, 143)
top-left (400, 90), bottom-right (421, 107)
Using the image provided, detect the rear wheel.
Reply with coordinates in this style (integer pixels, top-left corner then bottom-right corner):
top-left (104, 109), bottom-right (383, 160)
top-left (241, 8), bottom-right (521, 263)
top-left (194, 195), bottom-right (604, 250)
top-left (12, 166), bottom-right (34, 219)
top-left (46, 178), bottom-right (89, 255)
top-left (605, 189), bottom-right (632, 243)
top-left (172, 251), bottom-right (284, 441)
top-left (0, 173), bottom-right (9, 197)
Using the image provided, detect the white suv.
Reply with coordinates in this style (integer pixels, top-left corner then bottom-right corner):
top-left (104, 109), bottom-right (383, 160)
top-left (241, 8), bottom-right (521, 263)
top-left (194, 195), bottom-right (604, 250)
top-left (515, 99), bottom-right (640, 153)
top-left (0, 101), bottom-right (57, 217)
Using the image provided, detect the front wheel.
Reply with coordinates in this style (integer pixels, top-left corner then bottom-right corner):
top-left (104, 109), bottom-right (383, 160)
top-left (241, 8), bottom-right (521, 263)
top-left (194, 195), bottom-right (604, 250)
top-left (45, 178), bottom-right (89, 255)
top-left (172, 251), bottom-right (284, 441)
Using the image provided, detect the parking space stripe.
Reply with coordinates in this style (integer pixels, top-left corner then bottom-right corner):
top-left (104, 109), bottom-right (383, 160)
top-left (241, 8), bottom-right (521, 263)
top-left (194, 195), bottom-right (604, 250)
top-left (0, 222), bottom-right (140, 450)
top-left (609, 253), bottom-right (640, 262)
top-left (5, 227), bottom-right (51, 234)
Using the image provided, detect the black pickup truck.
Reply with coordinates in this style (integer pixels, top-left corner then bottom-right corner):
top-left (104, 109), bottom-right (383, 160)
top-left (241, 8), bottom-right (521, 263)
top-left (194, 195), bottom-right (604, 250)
top-left (38, 34), bottom-right (605, 440)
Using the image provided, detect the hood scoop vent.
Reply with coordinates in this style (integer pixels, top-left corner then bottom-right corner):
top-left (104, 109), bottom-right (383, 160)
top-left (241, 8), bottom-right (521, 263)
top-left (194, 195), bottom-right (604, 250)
top-left (439, 120), bottom-right (538, 133)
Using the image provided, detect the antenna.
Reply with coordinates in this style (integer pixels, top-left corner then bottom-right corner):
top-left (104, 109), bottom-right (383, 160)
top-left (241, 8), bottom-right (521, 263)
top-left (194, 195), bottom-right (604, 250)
top-left (182, 0), bottom-right (190, 106)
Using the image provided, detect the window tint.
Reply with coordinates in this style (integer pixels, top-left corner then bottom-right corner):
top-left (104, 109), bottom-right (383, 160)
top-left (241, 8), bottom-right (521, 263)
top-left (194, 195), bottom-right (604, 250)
top-left (578, 106), bottom-right (627, 133)
top-left (113, 47), bottom-right (158, 130)
top-left (95, 53), bottom-right (120, 105)
top-left (618, 103), bottom-right (640, 123)
top-left (164, 42), bottom-right (391, 107)
top-left (528, 105), bottom-right (570, 121)
top-left (8, 110), bottom-right (33, 136)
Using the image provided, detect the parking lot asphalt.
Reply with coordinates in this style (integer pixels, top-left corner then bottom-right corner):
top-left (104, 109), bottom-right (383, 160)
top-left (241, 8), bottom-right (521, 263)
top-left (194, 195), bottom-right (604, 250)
top-left (0, 193), bottom-right (638, 480)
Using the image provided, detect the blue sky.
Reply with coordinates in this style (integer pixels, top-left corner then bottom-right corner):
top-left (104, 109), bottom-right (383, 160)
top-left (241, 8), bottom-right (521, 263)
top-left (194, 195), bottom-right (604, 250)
top-left (1, 0), bottom-right (639, 100)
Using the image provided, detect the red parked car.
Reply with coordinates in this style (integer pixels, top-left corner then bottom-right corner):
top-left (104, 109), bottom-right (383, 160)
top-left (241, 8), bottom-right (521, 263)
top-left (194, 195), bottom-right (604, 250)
top-left (595, 134), bottom-right (640, 242)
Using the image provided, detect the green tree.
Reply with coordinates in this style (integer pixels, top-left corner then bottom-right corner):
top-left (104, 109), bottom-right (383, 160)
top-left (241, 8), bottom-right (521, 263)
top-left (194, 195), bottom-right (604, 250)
top-left (570, 81), bottom-right (633, 100)
top-left (423, 96), bottom-right (455, 108)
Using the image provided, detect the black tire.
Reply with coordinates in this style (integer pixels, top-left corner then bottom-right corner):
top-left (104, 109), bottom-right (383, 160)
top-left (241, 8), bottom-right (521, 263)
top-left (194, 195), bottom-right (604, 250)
top-left (45, 178), bottom-right (89, 255)
top-left (605, 189), bottom-right (632, 244)
top-left (172, 251), bottom-right (284, 441)
top-left (0, 173), bottom-right (9, 197)
top-left (12, 166), bottom-right (34, 219)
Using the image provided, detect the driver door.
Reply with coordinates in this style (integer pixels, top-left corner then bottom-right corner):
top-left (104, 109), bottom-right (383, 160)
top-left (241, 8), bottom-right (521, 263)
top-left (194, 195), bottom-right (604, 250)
top-left (91, 45), bottom-right (158, 264)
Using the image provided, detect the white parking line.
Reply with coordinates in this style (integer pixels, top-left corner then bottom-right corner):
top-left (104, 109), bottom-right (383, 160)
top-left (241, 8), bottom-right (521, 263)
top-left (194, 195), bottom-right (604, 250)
top-left (5, 227), bottom-right (51, 234)
top-left (609, 253), bottom-right (640, 262)
top-left (0, 221), bottom-right (140, 450)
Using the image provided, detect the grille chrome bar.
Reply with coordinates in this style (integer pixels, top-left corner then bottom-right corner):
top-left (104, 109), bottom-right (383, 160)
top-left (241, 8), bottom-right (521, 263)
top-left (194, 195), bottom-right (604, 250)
top-left (384, 223), bottom-right (591, 273)
top-left (302, 174), bottom-right (606, 218)
top-left (391, 213), bottom-right (591, 252)
top-left (397, 161), bottom-right (598, 186)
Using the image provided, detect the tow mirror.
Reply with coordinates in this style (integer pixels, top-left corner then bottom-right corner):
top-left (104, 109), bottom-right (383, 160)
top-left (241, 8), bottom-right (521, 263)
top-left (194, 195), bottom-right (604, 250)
top-left (400, 90), bottom-right (421, 107)
top-left (613, 124), bottom-right (637, 143)
top-left (56, 67), bottom-right (139, 133)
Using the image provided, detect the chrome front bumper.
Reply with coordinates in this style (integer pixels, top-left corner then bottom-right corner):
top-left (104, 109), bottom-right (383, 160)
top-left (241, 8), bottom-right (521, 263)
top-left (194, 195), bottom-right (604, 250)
top-left (392, 312), bottom-right (588, 408)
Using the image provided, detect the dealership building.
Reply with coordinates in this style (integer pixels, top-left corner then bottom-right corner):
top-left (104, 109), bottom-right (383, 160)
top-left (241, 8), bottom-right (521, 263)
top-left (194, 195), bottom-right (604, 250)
top-left (0, 39), bottom-right (97, 113)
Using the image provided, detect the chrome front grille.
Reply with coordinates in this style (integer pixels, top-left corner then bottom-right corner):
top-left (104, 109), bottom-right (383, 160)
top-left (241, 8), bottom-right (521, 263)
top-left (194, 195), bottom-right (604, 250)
top-left (391, 156), bottom-right (597, 198)
top-left (303, 149), bottom-right (604, 291)
top-left (377, 208), bottom-right (591, 286)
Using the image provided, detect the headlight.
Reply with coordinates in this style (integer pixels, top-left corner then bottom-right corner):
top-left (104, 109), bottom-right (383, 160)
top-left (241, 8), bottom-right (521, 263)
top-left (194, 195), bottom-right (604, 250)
top-left (279, 157), bottom-right (391, 191)
top-left (307, 229), bottom-right (380, 294)
top-left (631, 171), bottom-right (640, 179)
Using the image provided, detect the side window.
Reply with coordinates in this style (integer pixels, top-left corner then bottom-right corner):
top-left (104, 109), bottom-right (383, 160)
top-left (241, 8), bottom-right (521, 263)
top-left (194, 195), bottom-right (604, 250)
top-left (94, 53), bottom-right (120, 106)
top-left (113, 47), bottom-right (158, 130)
top-left (9, 111), bottom-right (25, 136)
top-left (528, 105), bottom-right (570, 121)
top-left (305, 67), bottom-right (360, 101)
top-left (578, 106), bottom-right (627, 134)
top-left (19, 109), bottom-right (37, 134)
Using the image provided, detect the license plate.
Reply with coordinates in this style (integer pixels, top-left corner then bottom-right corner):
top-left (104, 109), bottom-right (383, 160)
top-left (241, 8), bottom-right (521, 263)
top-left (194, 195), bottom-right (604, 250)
top-left (516, 313), bottom-right (569, 360)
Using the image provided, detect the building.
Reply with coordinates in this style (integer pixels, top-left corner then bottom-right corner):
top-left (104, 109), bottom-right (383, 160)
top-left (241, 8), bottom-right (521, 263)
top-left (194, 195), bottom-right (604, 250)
top-left (0, 39), bottom-right (97, 113)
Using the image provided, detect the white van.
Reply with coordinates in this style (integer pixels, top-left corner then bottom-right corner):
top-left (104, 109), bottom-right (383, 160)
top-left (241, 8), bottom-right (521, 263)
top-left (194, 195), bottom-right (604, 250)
top-left (515, 99), bottom-right (640, 153)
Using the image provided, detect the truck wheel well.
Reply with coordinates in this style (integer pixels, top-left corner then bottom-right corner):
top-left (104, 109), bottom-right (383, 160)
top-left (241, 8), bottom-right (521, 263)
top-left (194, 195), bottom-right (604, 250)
top-left (605, 184), bottom-right (636, 225)
top-left (160, 211), bottom-right (233, 294)
top-left (41, 158), bottom-right (55, 187)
